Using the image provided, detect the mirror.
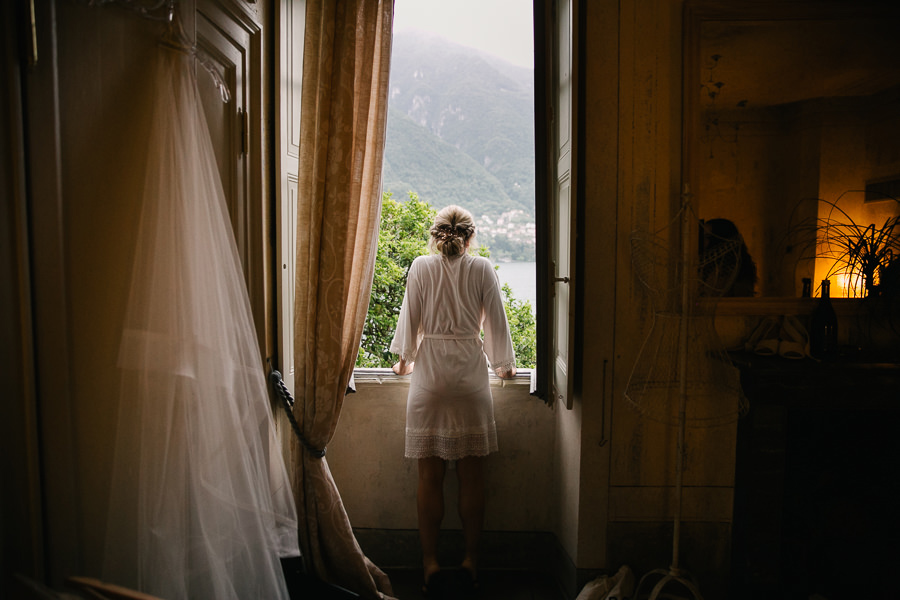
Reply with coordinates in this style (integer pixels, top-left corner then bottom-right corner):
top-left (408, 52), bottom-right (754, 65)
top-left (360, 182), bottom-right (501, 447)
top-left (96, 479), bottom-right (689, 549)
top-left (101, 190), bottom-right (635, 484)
top-left (684, 1), bottom-right (900, 298)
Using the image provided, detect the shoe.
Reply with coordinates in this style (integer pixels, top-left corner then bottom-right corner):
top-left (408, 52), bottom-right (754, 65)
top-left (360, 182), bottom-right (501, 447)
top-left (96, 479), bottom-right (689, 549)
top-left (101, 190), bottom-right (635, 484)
top-left (422, 570), bottom-right (447, 598)
top-left (457, 567), bottom-right (479, 596)
top-left (778, 315), bottom-right (809, 359)
top-left (746, 316), bottom-right (780, 356)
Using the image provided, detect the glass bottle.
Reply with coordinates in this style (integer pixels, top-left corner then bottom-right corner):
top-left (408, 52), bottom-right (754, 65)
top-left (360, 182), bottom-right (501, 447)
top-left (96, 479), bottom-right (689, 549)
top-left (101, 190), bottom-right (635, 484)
top-left (801, 277), bottom-right (811, 298)
top-left (809, 279), bottom-right (838, 359)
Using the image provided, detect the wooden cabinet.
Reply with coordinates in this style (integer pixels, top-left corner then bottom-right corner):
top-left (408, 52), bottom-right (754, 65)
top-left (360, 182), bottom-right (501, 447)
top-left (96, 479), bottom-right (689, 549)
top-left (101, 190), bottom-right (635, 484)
top-left (731, 355), bottom-right (900, 599)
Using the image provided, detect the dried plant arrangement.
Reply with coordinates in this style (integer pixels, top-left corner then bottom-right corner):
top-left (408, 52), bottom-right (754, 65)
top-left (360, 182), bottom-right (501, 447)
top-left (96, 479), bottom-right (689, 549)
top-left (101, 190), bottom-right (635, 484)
top-left (785, 191), bottom-right (900, 345)
top-left (789, 192), bottom-right (900, 299)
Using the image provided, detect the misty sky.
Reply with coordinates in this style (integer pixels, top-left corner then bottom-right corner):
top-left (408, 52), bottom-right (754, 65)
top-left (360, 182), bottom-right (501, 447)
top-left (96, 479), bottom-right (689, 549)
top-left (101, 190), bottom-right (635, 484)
top-left (392, 0), bottom-right (534, 69)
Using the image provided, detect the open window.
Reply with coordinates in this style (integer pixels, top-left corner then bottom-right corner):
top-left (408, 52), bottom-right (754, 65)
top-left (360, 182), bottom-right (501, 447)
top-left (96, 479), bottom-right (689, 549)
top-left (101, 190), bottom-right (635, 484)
top-left (274, 0), bottom-right (578, 408)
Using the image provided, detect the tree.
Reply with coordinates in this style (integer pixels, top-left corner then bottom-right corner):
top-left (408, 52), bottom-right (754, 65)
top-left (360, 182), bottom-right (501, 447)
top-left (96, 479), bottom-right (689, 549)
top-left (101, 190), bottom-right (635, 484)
top-left (357, 191), bottom-right (435, 367)
top-left (500, 282), bottom-right (536, 369)
top-left (357, 191), bottom-right (537, 370)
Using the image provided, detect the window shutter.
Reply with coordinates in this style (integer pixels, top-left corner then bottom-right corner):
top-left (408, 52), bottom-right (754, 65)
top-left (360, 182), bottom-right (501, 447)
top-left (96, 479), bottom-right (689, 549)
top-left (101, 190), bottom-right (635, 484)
top-left (550, 0), bottom-right (577, 409)
top-left (275, 0), bottom-right (306, 397)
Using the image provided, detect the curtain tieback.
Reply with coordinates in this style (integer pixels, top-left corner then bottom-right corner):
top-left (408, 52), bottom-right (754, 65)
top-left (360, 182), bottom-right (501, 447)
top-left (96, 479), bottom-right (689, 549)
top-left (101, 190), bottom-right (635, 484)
top-left (268, 368), bottom-right (327, 459)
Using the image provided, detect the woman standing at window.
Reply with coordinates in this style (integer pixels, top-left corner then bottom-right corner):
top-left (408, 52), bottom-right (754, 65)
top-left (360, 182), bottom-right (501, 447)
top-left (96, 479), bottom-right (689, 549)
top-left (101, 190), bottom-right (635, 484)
top-left (390, 205), bottom-right (517, 595)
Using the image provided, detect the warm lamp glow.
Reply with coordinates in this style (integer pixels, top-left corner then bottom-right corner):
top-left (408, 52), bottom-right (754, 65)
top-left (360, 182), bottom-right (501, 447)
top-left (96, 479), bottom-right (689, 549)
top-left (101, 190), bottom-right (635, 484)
top-left (835, 272), bottom-right (852, 298)
top-left (815, 263), bottom-right (864, 298)
top-left (810, 191), bottom-right (900, 298)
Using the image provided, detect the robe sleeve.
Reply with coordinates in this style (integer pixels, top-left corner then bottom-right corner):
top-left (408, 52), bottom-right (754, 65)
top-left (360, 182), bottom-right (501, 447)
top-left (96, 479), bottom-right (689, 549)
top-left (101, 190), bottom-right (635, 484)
top-left (480, 259), bottom-right (516, 371)
top-left (389, 257), bottom-right (424, 362)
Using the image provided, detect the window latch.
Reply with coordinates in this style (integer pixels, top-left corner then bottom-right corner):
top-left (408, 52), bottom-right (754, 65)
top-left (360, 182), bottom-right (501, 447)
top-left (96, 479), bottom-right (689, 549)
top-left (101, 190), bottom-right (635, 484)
top-left (551, 261), bottom-right (569, 284)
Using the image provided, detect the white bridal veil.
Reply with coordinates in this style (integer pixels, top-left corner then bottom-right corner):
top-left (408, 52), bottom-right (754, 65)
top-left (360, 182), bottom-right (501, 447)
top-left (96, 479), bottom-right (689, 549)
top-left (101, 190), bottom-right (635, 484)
top-left (102, 45), bottom-right (299, 599)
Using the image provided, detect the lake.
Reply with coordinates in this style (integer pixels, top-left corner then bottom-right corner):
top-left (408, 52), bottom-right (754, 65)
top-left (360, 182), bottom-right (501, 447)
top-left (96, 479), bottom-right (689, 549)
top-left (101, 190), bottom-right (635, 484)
top-left (494, 261), bottom-right (536, 311)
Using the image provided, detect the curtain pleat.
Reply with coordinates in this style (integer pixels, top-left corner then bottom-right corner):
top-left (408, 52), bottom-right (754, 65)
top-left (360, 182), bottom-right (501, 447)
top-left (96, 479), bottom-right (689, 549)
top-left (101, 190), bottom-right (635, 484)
top-left (292, 1), bottom-right (396, 598)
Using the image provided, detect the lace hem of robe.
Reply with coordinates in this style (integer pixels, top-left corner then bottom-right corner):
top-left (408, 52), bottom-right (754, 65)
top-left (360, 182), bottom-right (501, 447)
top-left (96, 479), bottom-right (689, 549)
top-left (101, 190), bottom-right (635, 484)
top-left (490, 358), bottom-right (517, 372)
top-left (405, 426), bottom-right (498, 461)
top-left (389, 344), bottom-right (417, 363)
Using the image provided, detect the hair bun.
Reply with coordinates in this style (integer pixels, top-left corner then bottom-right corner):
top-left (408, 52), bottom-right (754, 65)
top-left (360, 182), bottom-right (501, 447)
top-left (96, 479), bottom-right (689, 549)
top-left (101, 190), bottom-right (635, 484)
top-left (430, 205), bottom-right (476, 257)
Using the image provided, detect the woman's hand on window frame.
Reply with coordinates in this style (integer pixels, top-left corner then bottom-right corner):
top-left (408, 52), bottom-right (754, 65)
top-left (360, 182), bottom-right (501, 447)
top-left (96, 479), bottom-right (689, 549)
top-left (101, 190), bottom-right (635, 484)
top-left (392, 358), bottom-right (414, 376)
top-left (495, 366), bottom-right (517, 380)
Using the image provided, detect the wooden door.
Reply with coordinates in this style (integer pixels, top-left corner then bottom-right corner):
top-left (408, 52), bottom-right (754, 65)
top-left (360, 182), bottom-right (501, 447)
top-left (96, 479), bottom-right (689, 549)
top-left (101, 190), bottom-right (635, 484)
top-left (196, 0), bottom-right (268, 360)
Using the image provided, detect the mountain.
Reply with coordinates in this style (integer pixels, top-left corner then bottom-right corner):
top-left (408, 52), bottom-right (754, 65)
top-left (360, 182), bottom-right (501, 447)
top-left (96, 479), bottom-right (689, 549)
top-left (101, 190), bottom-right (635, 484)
top-left (382, 31), bottom-right (536, 225)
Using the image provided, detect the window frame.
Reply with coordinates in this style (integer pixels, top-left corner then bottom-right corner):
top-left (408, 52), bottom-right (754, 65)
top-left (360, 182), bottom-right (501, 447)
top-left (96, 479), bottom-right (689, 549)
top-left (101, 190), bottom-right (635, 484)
top-left (277, 0), bottom-right (578, 404)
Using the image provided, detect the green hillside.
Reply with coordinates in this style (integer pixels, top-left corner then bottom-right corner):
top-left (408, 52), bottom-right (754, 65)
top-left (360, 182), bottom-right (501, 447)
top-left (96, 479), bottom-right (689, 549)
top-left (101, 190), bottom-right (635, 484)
top-left (382, 108), bottom-right (512, 217)
top-left (382, 31), bottom-right (535, 220)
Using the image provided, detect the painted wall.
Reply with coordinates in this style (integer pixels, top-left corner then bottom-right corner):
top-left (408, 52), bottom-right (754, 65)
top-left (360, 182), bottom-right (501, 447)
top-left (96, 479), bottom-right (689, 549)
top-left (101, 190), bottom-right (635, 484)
top-left (328, 377), bottom-right (557, 533)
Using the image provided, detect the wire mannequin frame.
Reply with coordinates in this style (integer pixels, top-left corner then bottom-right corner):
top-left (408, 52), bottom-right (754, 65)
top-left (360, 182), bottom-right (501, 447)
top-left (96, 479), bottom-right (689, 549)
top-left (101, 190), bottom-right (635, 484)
top-left (626, 193), bottom-right (748, 600)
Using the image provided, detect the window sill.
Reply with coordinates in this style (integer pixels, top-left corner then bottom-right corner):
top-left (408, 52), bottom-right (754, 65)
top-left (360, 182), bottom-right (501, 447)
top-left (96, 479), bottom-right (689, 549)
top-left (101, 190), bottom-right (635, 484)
top-left (351, 368), bottom-right (535, 388)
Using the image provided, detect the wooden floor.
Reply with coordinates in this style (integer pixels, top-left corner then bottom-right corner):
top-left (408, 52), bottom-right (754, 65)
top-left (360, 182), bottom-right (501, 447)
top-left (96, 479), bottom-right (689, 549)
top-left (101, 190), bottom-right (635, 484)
top-left (383, 568), bottom-right (566, 600)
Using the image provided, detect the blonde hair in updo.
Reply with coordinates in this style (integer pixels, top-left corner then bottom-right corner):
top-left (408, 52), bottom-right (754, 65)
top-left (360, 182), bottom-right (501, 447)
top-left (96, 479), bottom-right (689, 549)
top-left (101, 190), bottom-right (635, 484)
top-left (429, 205), bottom-right (476, 257)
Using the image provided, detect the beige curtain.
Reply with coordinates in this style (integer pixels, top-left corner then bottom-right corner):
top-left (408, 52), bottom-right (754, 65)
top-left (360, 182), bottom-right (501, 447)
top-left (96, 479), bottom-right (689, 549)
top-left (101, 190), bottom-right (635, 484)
top-left (291, 1), bottom-right (396, 599)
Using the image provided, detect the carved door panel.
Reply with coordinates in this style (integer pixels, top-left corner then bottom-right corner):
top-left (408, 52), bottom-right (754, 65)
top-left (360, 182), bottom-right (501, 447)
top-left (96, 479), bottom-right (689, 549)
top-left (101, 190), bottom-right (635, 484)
top-left (195, 0), bottom-right (267, 358)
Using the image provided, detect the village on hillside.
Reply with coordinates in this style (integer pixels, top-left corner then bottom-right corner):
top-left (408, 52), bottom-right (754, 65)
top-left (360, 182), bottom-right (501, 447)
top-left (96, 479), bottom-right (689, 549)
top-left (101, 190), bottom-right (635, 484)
top-left (475, 209), bottom-right (536, 262)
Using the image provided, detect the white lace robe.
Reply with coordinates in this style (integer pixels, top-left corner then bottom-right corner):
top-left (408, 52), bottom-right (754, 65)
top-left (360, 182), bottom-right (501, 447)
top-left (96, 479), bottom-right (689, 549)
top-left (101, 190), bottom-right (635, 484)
top-left (390, 253), bottom-right (516, 460)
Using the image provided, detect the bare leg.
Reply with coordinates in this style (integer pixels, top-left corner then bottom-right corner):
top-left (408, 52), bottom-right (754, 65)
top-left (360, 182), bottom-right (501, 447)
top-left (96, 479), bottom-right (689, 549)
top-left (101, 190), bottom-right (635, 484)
top-left (456, 455), bottom-right (485, 579)
top-left (418, 456), bottom-right (446, 583)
